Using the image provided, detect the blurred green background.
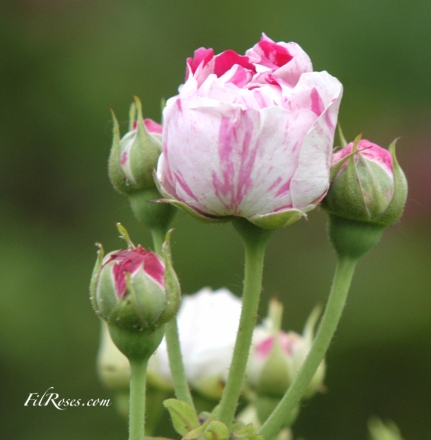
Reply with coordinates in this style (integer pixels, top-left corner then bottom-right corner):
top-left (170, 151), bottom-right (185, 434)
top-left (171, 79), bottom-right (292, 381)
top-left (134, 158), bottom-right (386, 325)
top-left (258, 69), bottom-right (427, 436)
top-left (1, 1), bottom-right (430, 439)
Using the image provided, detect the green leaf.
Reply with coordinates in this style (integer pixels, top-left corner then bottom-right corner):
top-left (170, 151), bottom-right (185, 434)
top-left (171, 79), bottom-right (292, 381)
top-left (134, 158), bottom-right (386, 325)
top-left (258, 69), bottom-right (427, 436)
top-left (203, 421), bottom-right (229, 440)
top-left (231, 421), bottom-right (245, 433)
top-left (233, 423), bottom-right (254, 438)
top-left (163, 398), bottom-right (200, 436)
top-left (183, 424), bottom-right (207, 440)
top-left (183, 405), bottom-right (222, 439)
top-left (233, 423), bottom-right (264, 440)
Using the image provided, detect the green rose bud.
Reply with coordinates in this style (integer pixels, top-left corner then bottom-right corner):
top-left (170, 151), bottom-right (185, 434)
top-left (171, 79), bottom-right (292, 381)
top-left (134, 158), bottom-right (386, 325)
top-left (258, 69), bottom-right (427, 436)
top-left (108, 97), bottom-right (176, 230)
top-left (324, 137), bottom-right (407, 227)
top-left (90, 225), bottom-right (180, 360)
top-left (322, 136), bottom-right (408, 259)
top-left (109, 97), bottom-right (162, 194)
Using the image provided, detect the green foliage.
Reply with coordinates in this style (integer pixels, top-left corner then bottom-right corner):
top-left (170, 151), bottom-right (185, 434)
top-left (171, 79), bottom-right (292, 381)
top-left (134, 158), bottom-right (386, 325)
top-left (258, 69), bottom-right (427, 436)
top-left (163, 399), bottom-right (200, 436)
top-left (368, 418), bottom-right (405, 440)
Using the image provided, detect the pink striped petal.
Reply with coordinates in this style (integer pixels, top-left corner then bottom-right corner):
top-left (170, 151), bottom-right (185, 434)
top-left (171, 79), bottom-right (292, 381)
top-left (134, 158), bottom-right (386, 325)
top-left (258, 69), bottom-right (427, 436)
top-left (157, 36), bottom-right (343, 227)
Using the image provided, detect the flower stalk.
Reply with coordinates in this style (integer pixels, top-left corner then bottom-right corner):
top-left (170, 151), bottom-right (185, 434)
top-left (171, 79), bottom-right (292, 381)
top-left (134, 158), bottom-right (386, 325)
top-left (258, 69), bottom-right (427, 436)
top-left (164, 319), bottom-right (195, 410)
top-left (129, 359), bottom-right (149, 440)
top-left (217, 218), bottom-right (273, 428)
top-left (150, 228), bottom-right (195, 411)
top-left (259, 256), bottom-right (357, 439)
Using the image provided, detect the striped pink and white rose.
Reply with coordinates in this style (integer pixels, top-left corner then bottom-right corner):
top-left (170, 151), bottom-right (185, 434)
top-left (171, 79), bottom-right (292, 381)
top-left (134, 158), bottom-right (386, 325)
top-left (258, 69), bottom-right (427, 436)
top-left (157, 34), bottom-right (343, 229)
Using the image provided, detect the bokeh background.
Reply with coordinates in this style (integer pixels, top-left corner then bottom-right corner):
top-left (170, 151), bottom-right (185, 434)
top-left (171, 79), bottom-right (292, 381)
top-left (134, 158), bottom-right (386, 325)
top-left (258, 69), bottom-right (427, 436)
top-left (1, 1), bottom-right (430, 439)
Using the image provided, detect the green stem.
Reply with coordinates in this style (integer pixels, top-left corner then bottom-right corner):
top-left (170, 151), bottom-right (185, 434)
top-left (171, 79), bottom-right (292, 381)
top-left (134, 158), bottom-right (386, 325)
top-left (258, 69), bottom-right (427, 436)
top-left (218, 218), bottom-right (273, 428)
top-left (151, 227), bottom-right (166, 256)
top-left (165, 319), bottom-right (195, 409)
top-left (129, 359), bottom-right (149, 440)
top-left (145, 388), bottom-right (168, 435)
top-left (259, 256), bottom-right (357, 439)
top-left (150, 226), bottom-right (195, 411)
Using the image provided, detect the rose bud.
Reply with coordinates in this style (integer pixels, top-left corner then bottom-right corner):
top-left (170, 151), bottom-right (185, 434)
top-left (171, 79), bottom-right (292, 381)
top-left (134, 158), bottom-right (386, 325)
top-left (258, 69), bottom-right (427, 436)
top-left (109, 97), bottom-right (162, 195)
top-left (156, 33), bottom-right (343, 229)
top-left (247, 299), bottom-right (325, 400)
top-left (90, 225), bottom-right (180, 360)
top-left (323, 137), bottom-right (408, 227)
top-left (147, 287), bottom-right (242, 399)
top-left (109, 98), bottom-right (176, 229)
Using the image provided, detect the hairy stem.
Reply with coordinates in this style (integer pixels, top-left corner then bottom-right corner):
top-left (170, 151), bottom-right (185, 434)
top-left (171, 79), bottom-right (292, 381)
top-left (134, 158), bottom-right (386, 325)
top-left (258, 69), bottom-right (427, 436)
top-left (217, 219), bottom-right (273, 428)
top-left (151, 226), bottom-right (195, 410)
top-left (129, 359), bottom-right (149, 440)
top-left (260, 256), bottom-right (357, 439)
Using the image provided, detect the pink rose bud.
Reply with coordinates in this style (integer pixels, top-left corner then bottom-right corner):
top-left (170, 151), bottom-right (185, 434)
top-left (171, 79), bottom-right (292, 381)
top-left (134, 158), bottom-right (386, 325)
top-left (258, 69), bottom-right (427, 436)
top-left (157, 34), bottom-right (343, 229)
top-left (247, 300), bottom-right (325, 400)
top-left (90, 226), bottom-right (180, 342)
top-left (109, 97), bottom-right (176, 229)
top-left (109, 97), bottom-right (162, 195)
top-left (323, 137), bottom-right (408, 226)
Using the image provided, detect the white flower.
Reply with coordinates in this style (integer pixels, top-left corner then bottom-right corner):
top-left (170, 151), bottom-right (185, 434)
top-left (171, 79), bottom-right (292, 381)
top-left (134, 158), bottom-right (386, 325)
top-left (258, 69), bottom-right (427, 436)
top-left (148, 287), bottom-right (242, 399)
